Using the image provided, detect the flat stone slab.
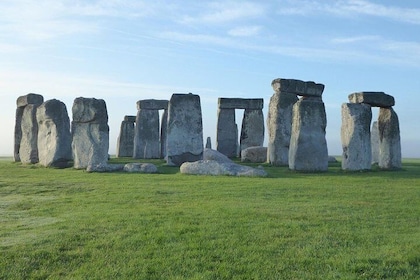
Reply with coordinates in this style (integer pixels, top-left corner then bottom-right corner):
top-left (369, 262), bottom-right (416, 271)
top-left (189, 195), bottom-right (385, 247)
top-left (348, 92), bottom-right (395, 107)
top-left (124, 163), bottom-right (158, 173)
top-left (271, 78), bottom-right (325, 97)
top-left (180, 160), bottom-right (267, 177)
top-left (218, 98), bottom-right (263, 109)
top-left (137, 99), bottom-right (168, 110)
top-left (17, 93), bottom-right (44, 108)
top-left (124, 115), bottom-right (136, 122)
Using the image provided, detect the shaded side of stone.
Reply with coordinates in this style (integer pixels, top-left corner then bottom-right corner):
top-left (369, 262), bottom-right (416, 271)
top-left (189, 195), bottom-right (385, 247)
top-left (14, 107), bottom-right (24, 162)
top-left (216, 108), bottom-right (237, 157)
top-left (289, 99), bottom-right (328, 172)
top-left (166, 93), bottom-right (203, 166)
top-left (266, 91), bottom-right (298, 166)
top-left (19, 104), bottom-right (40, 164)
top-left (160, 109), bottom-right (168, 159)
top-left (116, 120), bottom-right (135, 157)
top-left (17, 93), bottom-right (44, 108)
top-left (137, 99), bottom-right (168, 110)
top-left (371, 121), bottom-right (379, 164)
top-left (218, 98), bottom-right (263, 110)
top-left (240, 109), bottom-right (264, 154)
top-left (341, 103), bottom-right (372, 171)
top-left (378, 107), bottom-right (401, 169)
top-left (133, 109), bottom-right (160, 159)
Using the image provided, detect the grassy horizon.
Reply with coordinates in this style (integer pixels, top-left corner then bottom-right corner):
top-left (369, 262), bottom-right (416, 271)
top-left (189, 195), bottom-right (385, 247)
top-left (1, 158), bottom-right (419, 279)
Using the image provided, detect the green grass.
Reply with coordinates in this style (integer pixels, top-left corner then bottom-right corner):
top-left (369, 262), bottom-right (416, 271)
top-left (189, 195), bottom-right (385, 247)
top-left (1, 158), bottom-right (419, 279)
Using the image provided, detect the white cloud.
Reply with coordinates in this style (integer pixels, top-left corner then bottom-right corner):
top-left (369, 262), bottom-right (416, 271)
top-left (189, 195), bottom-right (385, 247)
top-left (228, 25), bottom-right (262, 37)
top-left (330, 35), bottom-right (380, 44)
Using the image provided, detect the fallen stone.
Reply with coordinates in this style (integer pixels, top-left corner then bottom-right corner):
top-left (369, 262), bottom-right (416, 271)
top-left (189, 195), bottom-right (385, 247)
top-left (124, 163), bottom-right (158, 173)
top-left (241, 146), bottom-right (267, 163)
top-left (348, 92), bottom-right (395, 107)
top-left (203, 148), bottom-right (233, 163)
top-left (86, 163), bottom-right (124, 173)
top-left (180, 160), bottom-right (267, 177)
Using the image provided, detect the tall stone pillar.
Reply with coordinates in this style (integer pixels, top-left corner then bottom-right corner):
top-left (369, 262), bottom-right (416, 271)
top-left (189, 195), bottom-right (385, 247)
top-left (166, 93), bottom-right (203, 166)
top-left (116, 115), bottom-right (136, 158)
top-left (288, 79), bottom-right (327, 172)
top-left (160, 109), bottom-right (168, 159)
top-left (20, 104), bottom-right (40, 164)
top-left (378, 107), bottom-right (401, 169)
top-left (341, 103), bottom-right (372, 171)
top-left (72, 97), bottom-right (109, 169)
top-left (240, 108), bottom-right (264, 153)
top-left (216, 108), bottom-right (237, 157)
top-left (14, 93), bottom-right (44, 162)
top-left (371, 121), bottom-right (379, 164)
top-left (267, 79), bottom-right (299, 166)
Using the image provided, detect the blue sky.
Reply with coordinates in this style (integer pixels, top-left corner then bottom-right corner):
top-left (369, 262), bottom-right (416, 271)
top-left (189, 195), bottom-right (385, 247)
top-left (0, 0), bottom-right (419, 157)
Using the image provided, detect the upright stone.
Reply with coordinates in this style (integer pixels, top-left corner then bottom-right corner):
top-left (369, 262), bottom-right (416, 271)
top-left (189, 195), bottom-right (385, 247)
top-left (216, 108), bottom-right (237, 157)
top-left (371, 121), bottom-right (379, 164)
top-left (133, 109), bottom-right (160, 159)
top-left (205, 137), bottom-right (212, 149)
top-left (116, 116), bottom-right (136, 157)
top-left (378, 107), bottom-right (401, 169)
top-left (166, 93), bottom-right (203, 166)
top-left (37, 99), bottom-right (72, 168)
top-left (240, 109), bottom-right (264, 154)
top-left (14, 93), bottom-right (44, 162)
top-left (19, 104), bottom-right (40, 164)
top-left (266, 90), bottom-right (298, 166)
top-left (72, 97), bottom-right (109, 169)
top-left (160, 109), bottom-right (168, 159)
top-left (341, 103), bottom-right (372, 171)
top-left (289, 98), bottom-right (328, 171)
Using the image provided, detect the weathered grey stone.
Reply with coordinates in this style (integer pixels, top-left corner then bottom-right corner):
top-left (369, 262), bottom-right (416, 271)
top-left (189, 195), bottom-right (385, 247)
top-left (166, 93), bottom-right (203, 166)
top-left (19, 104), bottom-right (40, 164)
top-left (116, 119), bottom-right (135, 158)
top-left (241, 146), bottom-right (267, 163)
top-left (205, 137), bottom-right (212, 149)
top-left (240, 109), bottom-right (264, 154)
top-left (133, 109), bottom-right (160, 159)
top-left (16, 93), bottom-right (44, 108)
top-left (160, 109), bottom-right (168, 159)
top-left (289, 98), bottom-right (328, 172)
top-left (86, 163), bottom-right (124, 173)
top-left (123, 163), bottom-right (158, 173)
top-left (328, 156), bottom-right (338, 163)
top-left (72, 97), bottom-right (109, 169)
top-left (203, 148), bottom-right (233, 163)
top-left (341, 103), bottom-right (372, 171)
top-left (124, 115), bottom-right (136, 122)
top-left (348, 92), bottom-right (395, 107)
top-left (180, 160), bottom-right (267, 177)
top-left (371, 121), bottom-right (379, 164)
top-left (14, 107), bottom-right (24, 162)
top-left (137, 99), bottom-right (168, 110)
top-left (267, 91), bottom-right (299, 166)
top-left (216, 108), bottom-right (237, 157)
top-left (271, 78), bottom-right (325, 97)
top-left (218, 98), bottom-right (263, 110)
top-left (36, 99), bottom-right (72, 168)
top-left (378, 107), bottom-right (401, 169)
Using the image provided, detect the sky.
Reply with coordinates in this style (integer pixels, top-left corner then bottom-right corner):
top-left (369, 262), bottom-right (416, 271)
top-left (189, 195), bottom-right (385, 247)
top-left (0, 0), bottom-right (419, 157)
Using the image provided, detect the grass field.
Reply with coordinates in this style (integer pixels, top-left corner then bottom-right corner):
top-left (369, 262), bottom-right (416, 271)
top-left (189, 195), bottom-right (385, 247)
top-left (1, 157), bottom-right (419, 279)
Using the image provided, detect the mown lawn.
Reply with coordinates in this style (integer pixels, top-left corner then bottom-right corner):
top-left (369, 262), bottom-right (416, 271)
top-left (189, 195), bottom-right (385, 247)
top-left (0, 158), bottom-right (419, 279)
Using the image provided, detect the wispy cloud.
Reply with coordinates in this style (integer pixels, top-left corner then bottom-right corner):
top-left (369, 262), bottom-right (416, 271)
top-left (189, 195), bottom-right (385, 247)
top-left (228, 25), bottom-right (262, 37)
top-left (330, 35), bottom-right (381, 44)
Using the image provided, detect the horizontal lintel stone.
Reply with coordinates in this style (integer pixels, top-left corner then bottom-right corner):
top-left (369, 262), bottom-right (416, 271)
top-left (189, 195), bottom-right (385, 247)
top-left (271, 78), bottom-right (324, 97)
top-left (137, 99), bottom-right (168, 110)
top-left (348, 92), bottom-right (395, 107)
top-left (218, 98), bottom-right (263, 109)
top-left (17, 93), bottom-right (44, 108)
top-left (124, 115), bottom-right (136, 122)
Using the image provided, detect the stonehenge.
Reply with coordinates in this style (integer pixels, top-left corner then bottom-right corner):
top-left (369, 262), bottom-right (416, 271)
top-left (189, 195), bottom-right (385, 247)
top-left (116, 115), bottom-right (136, 158)
top-left (341, 92), bottom-right (401, 170)
top-left (216, 98), bottom-right (264, 157)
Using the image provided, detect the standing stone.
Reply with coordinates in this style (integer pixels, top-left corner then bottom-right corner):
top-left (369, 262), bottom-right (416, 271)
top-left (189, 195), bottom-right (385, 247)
top-left (341, 103), bottom-right (372, 171)
top-left (371, 121), bottom-right (379, 164)
top-left (240, 109), bottom-right (264, 153)
top-left (133, 109), bottom-right (160, 159)
top-left (166, 93), bottom-right (203, 166)
top-left (205, 137), bottom-right (212, 149)
top-left (36, 99), bottom-right (72, 168)
top-left (216, 108), bottom-right (237, 157)
top-left (160, 109), bottom-right (168, 159)
top-left (14, 93), bottom-right (44, 162)
top-left (378, 107), bottom-right (401, 169)
top-left (72, 97), bottom-right (109, 169)
top-left (19, 104), bottom-right (40, 164)
top-left (266, 90), bottom-right (298, 166)
top-left (116, 116), bottom-right (136, 158)
top-left (289, 98), bottom-right (328, 171)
